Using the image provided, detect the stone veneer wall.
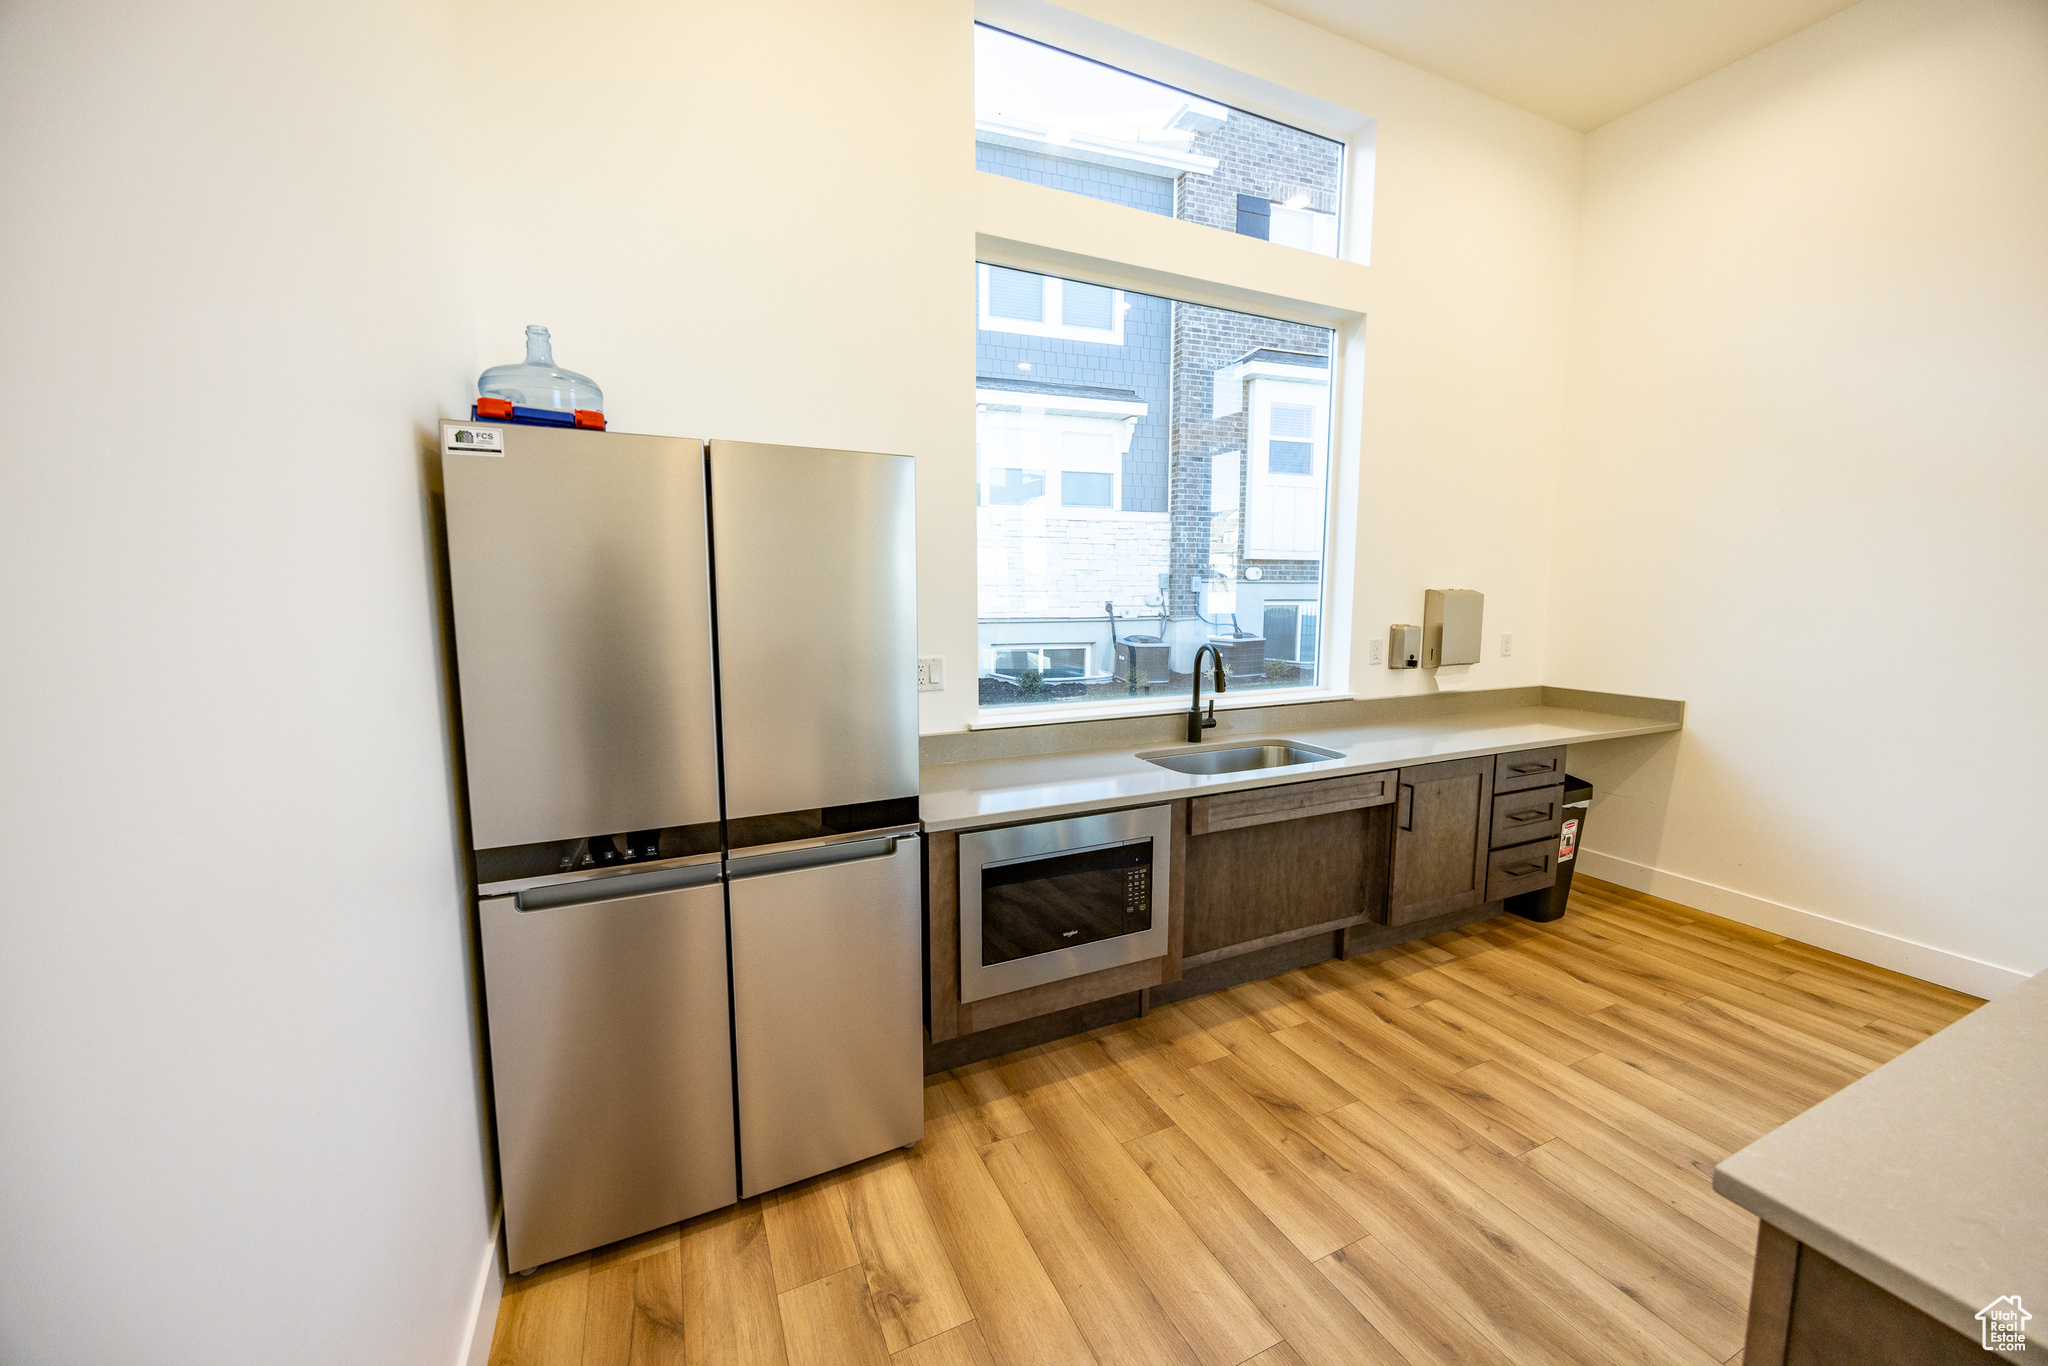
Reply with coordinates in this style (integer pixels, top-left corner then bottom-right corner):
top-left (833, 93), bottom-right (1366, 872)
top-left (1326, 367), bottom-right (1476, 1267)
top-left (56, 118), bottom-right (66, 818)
top-left (976, 510), bottom-right (1171, 618)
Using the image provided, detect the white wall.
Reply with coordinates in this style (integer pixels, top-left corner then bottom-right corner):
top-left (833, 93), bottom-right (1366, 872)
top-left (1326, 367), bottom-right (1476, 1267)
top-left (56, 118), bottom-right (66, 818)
top-left (1551, 0), bottom-right (2048, 993)
top-left (452, 0), bottom-right (980, 734)
top-left (0, 2), bottom-right (496, 1363)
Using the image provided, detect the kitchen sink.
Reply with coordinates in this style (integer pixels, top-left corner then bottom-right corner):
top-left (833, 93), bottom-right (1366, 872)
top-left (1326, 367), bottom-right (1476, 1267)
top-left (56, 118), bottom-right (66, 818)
top-left (1138, 741), bottom-right (1346, 775)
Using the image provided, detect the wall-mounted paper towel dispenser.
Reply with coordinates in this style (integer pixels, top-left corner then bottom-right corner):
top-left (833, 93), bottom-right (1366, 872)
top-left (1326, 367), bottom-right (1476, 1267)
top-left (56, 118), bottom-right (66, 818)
top-left (1423, 589), bottom-right (1483, 667)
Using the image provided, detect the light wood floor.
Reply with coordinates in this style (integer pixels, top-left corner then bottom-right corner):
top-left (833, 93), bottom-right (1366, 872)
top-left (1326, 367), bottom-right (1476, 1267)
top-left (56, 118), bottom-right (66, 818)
top-left (486, 877), bottom-right (1981, 1366)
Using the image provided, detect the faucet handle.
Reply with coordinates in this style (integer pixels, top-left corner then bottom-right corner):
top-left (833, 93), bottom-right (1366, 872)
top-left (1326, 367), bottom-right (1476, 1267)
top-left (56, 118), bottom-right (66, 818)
top-left (1202, 701), bottom-right (1217, 729)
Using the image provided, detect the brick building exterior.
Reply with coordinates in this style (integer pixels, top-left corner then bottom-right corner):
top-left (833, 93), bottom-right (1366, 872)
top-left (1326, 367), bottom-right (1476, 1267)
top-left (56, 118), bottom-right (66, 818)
top-left (1174, 114), bottom-right (1344, 230)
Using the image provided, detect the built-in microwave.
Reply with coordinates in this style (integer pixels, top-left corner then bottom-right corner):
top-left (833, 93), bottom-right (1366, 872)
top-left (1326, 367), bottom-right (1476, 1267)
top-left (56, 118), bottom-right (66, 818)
top-left (958, 805), bottom-right (1173, 1004)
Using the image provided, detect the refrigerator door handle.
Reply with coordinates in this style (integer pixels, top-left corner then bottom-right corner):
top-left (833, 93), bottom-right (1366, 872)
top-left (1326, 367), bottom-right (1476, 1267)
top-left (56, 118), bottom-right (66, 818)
top-left (514, 859), bottom-right (724, 912)
top-left (727, 834), bottom-right (905, 881)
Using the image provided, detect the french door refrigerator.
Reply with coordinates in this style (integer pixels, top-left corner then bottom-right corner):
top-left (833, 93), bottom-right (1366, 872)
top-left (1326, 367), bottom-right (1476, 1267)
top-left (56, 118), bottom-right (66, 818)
top-left (441, 421), bottom-right (922, 1274)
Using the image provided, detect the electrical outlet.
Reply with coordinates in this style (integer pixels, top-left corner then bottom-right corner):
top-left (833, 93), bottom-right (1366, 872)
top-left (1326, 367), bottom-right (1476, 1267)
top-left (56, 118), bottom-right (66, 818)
top-left (917, 656), bottom-right (944, 692)
top-left (1500, 632), bottom-right (1513, 658)
top-left (1368, 638), bottom-right (1383, 665)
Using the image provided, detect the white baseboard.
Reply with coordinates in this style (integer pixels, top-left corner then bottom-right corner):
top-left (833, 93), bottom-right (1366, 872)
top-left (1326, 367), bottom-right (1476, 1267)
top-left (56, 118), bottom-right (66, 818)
top-left (460, 1211), bottom-right (504, 1366)
top-left (1574, 850), bottom-right (2030, 1000)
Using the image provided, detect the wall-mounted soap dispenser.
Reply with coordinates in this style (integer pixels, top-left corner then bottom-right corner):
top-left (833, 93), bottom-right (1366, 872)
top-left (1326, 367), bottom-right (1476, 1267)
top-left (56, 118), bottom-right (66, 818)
top-left (1423, 589), bottom-right (1484, 667)
top-left (1388, 624), bottom-right (1420, 669)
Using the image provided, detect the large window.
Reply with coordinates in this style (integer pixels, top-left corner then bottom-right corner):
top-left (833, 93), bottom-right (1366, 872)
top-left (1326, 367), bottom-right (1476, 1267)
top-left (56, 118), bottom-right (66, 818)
top-left (975, 24), bottom-right (1345, 258)
top-left (977, 265), bottom-right (1332, 709)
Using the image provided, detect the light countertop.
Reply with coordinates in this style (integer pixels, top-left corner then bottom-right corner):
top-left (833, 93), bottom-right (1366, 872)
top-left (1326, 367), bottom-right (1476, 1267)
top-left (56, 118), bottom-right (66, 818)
top-left (1714, 969), bottom-right (2046, 1352)
top-left (918, 689), bottom-right (1680, 832)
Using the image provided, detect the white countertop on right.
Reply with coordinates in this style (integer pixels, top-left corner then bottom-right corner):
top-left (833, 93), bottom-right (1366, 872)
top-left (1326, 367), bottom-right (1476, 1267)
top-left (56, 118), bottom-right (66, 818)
top-left (1714, 969), bottom-right (2046, 1350)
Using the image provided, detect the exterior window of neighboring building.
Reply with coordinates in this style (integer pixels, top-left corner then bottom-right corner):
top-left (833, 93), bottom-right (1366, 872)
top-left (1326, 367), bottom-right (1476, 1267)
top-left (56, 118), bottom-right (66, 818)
top-left (987, 467), bottom-right (1046, 505)
top-left (1266, 402), bottom-right (1316, 474)
top-left (977, 266), bottom-right (1331, 708)
top-left (990, 645), bottom-right (1091, 680)
top-left (987, 266), bottom-right (1045, 321)
top-left (977, 265), bottom-right (1126, 343)
top-left (974, 24), bottom-right (1345, 259)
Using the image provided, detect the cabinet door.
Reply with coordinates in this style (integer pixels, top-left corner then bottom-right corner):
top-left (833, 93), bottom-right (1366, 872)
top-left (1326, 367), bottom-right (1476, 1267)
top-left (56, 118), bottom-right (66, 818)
top-left (1388, 755), bottom-right (1494, 925)
top-left (1185, 810), bottom-right (1370, 957)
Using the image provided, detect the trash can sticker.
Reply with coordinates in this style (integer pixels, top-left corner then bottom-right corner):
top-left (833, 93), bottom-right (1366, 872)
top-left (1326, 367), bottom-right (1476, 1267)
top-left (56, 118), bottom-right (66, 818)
top-left (1558, 818), bottom-right (1579, 862)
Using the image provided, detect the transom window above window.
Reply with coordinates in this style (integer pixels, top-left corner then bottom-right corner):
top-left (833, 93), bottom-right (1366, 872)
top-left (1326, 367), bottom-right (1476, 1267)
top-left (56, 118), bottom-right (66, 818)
top-left (975, 24), bottom-right (1345, 259)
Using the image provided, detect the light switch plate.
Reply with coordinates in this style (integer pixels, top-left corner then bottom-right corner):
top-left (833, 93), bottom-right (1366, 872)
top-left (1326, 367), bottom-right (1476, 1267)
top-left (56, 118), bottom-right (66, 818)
top-left (917, 657), bottom-right (944, 692)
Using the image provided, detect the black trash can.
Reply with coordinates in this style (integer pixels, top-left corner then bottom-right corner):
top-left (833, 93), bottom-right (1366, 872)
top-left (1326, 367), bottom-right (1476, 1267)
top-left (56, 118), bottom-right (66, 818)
top-left (1506, 774), bottom-right (1591, 923)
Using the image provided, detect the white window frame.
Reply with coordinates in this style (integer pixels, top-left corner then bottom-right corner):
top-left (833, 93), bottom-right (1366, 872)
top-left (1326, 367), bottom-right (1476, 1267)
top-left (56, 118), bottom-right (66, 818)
top-left (977, 265), bottom-right (1127, 344)
top-left (963, 5), bottom-right (1372, 728)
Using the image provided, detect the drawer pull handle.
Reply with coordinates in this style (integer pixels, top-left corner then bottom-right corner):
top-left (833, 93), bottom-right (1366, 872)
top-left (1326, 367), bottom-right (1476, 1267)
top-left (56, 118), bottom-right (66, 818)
top-left (1507, 760), bottom-right (1554, 774)
top-left (1502, 859), bottom-right (1547, 876)
top-left (1506, 806), bottom-right (1551, 823)
top-left (1399, 783), bottom-right (1414, 831)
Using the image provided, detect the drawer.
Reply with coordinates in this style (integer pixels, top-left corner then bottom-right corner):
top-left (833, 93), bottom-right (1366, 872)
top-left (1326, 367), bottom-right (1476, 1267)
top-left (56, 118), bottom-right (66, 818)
top-left (1489, 783), bottom-right (1564, 849)
top-left (1486, 840), bottom-right (1558, 901)
top-left (1189, 769), bottom-right (1397, 836)
top-left (1495, 747), bottom-right (1565, 794)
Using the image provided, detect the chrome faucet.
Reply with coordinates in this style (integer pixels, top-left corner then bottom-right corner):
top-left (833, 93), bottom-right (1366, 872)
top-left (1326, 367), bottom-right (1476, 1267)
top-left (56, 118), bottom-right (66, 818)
top-left (1187, 644), bottom-right (1226, 743)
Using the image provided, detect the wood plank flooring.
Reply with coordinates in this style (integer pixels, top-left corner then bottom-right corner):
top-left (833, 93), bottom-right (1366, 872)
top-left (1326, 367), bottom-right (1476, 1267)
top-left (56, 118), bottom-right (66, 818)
top-left (486, 877), bottom-right (1981, 1366)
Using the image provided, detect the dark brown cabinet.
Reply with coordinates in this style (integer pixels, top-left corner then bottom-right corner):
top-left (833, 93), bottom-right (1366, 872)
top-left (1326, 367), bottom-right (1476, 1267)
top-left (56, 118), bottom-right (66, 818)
top-left (1494, 746), bottom-right (1564, 793)
top-left (1183, 771), bottom-right (1396, 963)
top-left (1485, 840), bottom-right (1558, 901)
top-left (1489, 783), bottom-right (1564, 847)
top-left (1388, 755), bottom-right (1494, 925)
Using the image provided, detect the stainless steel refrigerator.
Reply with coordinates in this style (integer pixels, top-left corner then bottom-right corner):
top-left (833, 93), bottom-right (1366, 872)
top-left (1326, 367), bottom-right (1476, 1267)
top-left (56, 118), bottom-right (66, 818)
top-left (440, 421), bottom-right (922, 1274)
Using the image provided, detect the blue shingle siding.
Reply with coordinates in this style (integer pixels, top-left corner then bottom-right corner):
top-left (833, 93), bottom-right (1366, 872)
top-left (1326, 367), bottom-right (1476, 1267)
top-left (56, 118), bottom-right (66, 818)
top-left (976, 287), bottom-right (1171, 513)
top-left (976, 143), bottom-right (1175, 216)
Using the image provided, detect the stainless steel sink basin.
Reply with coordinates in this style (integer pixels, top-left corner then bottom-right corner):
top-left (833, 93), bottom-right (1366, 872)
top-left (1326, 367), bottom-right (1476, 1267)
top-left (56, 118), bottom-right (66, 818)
top-left (1138, 741), bottom-right (1345, 775)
